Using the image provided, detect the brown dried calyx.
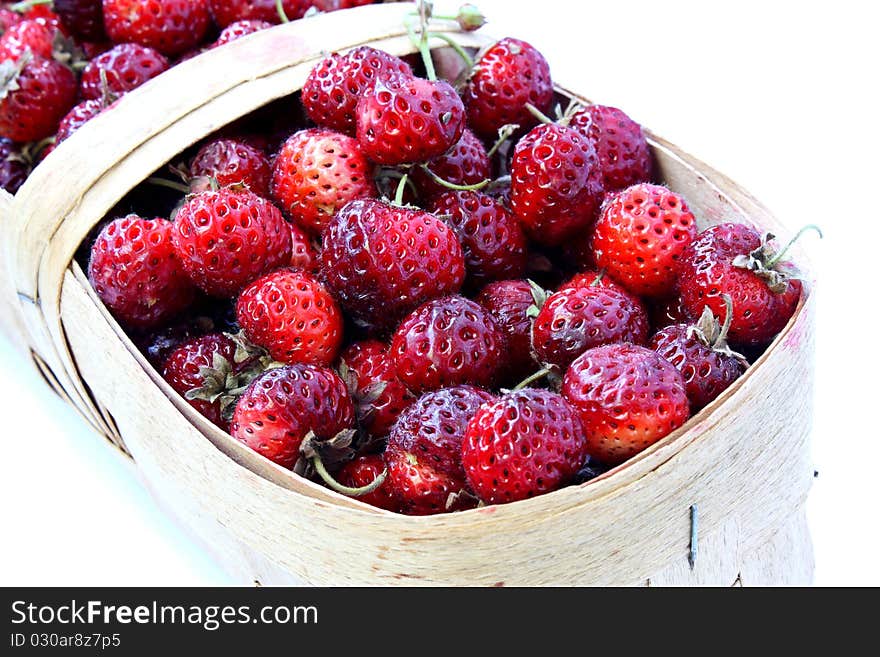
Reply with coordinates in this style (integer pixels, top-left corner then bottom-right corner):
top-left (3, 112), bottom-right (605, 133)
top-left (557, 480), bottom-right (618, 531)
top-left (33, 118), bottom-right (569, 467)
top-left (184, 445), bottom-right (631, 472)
top-left (732, 225), bottom-right (822, 294)
top-left (687, 295), bottom-right (747, 364)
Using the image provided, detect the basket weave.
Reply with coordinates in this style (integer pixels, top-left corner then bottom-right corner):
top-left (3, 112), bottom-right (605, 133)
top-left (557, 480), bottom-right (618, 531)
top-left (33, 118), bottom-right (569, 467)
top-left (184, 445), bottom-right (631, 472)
top-left (0, 3), bottom-right (815, 585)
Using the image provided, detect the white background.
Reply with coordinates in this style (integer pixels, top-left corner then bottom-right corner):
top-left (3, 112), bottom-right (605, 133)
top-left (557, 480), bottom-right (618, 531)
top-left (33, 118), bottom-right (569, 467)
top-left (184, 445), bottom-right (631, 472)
top-left (1, 0), bottom-right (877, 586)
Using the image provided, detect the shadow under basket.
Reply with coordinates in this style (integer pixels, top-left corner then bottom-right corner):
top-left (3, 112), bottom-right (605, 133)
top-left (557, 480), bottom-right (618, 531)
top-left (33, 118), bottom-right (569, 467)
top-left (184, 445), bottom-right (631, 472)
top-left (0, 3), bottom-right (815, 586)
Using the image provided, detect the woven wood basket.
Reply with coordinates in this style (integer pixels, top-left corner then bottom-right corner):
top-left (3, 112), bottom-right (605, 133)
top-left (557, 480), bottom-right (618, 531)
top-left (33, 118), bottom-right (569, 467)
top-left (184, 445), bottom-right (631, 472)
top-left (0, 3), bottom-right (815, 586)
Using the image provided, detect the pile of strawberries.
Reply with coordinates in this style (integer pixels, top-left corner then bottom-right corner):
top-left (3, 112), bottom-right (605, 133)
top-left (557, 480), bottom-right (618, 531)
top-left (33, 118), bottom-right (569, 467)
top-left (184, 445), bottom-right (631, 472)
top-left (72, 4), bottom-right (811, 515)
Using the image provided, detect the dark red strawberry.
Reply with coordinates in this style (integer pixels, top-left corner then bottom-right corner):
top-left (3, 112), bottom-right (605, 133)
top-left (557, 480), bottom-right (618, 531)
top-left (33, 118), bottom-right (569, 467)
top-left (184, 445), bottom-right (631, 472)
top-left (412, 128), bottom-right (490, 199)
top-left (429, 190), bottom-right (528, 290)
top-left (0, 54), bottom-right (76, 142)
top-left (390, 295), bottom-right (505, 394)
top-left (208, 0), bottom-right (310, 27)
top-left (0, 9), bottom-right (22, 33)
top-left (55, 97), bottom-right (107, 144)
top-left (356, 75), bottom-right (465, 165)
top-left (0, 19), bottom-right (55, 60)
top-left (271, 128), bottom-right (375, 235)
top-left (171, 187), bottom-right (292, 298)
top-left (15, 3), bottom-right (60, 27)
top-left (136, 314), bottom-right (216, 369)
top-left (80, 43), bottom-right (168, 100)
top-left (320, 199), bottom-right (465, 333)
top-left (301, 46), bottom-right (413, 136)
top-left (557, 268), bottom-right (630, 295)
top-left (384, 447), bottom-right (477, 516)
top-left (288, 222), bottom-right (318, 272)
top-left (569, 104), bottom-right (654, 192)
top-left (190, 137), bottom-right (271, 198)
top-left (591, 183), bottom-right (697, 297)
top-left (231, 364), bottom-right (355, 469)
top-left (54, 0), bottom-right (106, 41)
top-left (88, 214), bottom-right (196, 330)
top-left (236, 268), bottom-right (344, 367)
top-left (463, 37), bottom-right (554, 140)
top-left (102, 0), bottom-right (211, 56)
top-left (676, 223), bottom-right (809, 348)
top-left (339, 340), bottom-right (413, 439)
top-left (649, 294), bottom-right (693, 331)
top-left (562, 343), bottom-right (690, 465)
top-left (475, 279), bottom-right (539, 381)
top-left (0, 136), bottom-right (27, 193)
top-left (213, 19), bottom-right (272, 46)
top-left (510, 123), bottom-right (604, 247)
top-left (337, 454), bottom-right (400, 512)
top-left (462, 388), bottom-right (588, 505)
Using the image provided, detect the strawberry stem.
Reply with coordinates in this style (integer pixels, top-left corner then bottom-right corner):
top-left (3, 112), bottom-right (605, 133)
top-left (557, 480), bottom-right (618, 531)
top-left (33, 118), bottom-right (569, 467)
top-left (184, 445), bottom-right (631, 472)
top-left (394, 173), bottom-right (409, 206)
top-left (716, 294), bottom-right (734, 347)
top-left (427, 31), bottom-right (474, 70)
top-left (512, 367), bottom-right (553, 392)
top-left (312, 452), bottom-right (388, 497)
top-left (590, 270), bottom-right (606, 287)
top-left (9, 0), bottom-right (51, 12)
top-left (764, 224), bottom-right (823, 268)
top-left (525, 102), bottom-right (554, 126)
top-left (418, 164), bottom-right (490, 192)
top-left (486, 124), bottom-right (519, 159)
top-left (275, 0), bottom-right (290, 23)
top-left (146, 177), bottom-right (192, 195)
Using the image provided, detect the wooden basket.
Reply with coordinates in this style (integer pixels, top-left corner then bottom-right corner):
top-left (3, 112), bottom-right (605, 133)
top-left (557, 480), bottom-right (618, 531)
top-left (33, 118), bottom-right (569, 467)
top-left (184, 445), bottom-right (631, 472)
top-left (0, 3), bottom-right (815, 586)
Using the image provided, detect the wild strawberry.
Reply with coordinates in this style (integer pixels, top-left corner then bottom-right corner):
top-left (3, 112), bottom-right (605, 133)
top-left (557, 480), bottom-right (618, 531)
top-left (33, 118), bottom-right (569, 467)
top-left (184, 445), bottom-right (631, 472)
top-left (320, 199), bottom-right (465, 333)
top-left (231, 364), bottom-right (355, 469)
top-left (510, 123), bottom-right (604, 247)
top-left (80, 43), bottom-right (168, 100)
top-left (412, 128), bottom-right (490, 200)
top-left (88, 215), bottom-right (196, 330)
top-left (429, 190), bottom-right (528, 290)
top-left (462, 388), bottom-right (588, 505)
top-left (0, 19), bottom-right (55, 60)
top-left (0, 54), bottom-right (76, 142)
top-left (208, 0), bottom-right (310, 27)
top-left (302, 46), bottom-right (413, 136)
top-left (190, 137), bottom-right (271, 198)
top-left (337, 454), bottom-right (400, 512)
top-left (339, 340), bottom-right (413, 439)
top-left (532, 284), bottom-right (649, 372)
top-left (676, 223), bottom-right (812, 348)
top-left (271, 128), bottom-right (375, 235)
top-left (385, 385), bottom-right (493, 515)
top-left (390, 295), bottom-right (505, 394)
top-left (356, 75), bottom-right (465, 165)
top-left (213, 19), bottom-right (272, 47)
top-left (236, 268), bottom-right (344, 367)
top-left (0, 136), bottom-right (27, 193)
top-left (569, 105), bottom-right (654, 192)
top-left (475, 279), bottom-right (539, 381)
top-left (171, 187), bottom-right (292, 298)
top-left (463, 37), bottom-right (554, 140)
top-left (54, 0), bottom-right (106, 41)
top-left (562, 343), bottom-right (690, 465)
top-left (591, 183), bottom-right (697, 297)
top-left (288, 222), bottom-right (318, 272)
top-left (102, 0), bottom-right (211, 57)
top-left (55, 97), bottom-right (107, 144)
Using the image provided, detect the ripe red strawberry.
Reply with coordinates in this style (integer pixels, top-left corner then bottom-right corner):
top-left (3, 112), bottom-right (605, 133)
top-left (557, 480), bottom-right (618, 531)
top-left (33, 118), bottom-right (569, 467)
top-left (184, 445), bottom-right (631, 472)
top-left (190, 137), bottom-right (271, 198)
top-left (102, 0), bottom-right (211, 57)
top-left (288, 222), bottom-right (318, 272)
top-left (510, 123), bottom-right (604, 247)
top-left (676, 223), bottom-right (806, 347)
top-left (339, 340), bottom-right (413, 439)
top-left (557, 268), bottom-right (630, 295)
top-left (356, 75), bottom-right (465, 165)
top-left (337, 454), bottom-right (400, 512)
top-left (54, 0), bottom-right (105, 41)
top-left (271, 128), bottom-right (375, 235)
top-left (532, 284), bottom-right (648, 372)
top-left (562, 343), bottom-right (690, 465)
top-left (0, 19), bottom-right (55, 60)
top-left (0, 136), bottom-right (27, 193)
top-left (648, 294), bottom-right (693, 331)
top-left (429, 190), bottom-right (528, 289)
top-left (412, 128), bottom-right (490, 199)
top-left (171, 187), bottom-right (292, 298)
top-left (301, 46), bottom-right (413, 136)
top-left (591, 183), bottom-right (697, 297)
top-left (390, 295), bottom-right (505, 394)
top-left (88, 214), bottom-right (196, 330)
top-left (569, 104), bottom-right (654, 192)
top-left (385, 385), bottom-right (493, 515)
top-left (15, 4), bottom-right (60, 27)
top-left (320, 199), bottom-right (465, 333)
top-left (213, 19), bottom-right (272, 47)
top-left (231, 364), bottom-right (355, 469)
top-left (462, 388), bottom-right (588, 505)
top-left (236, 268), bottom-right (344, 367)
top-left (136, 314), bottom-right (217, 368)
top-left (0, 55), bottom-right (76, 142)
top-left (55, 97), bottom-right (107, 144)
top-left (475, 279), bottom-right (539, 381)
top-left (463, 37), bottom-right (554, 140)
top-left (0, 9), bottom-right (22, 33)
top-left (80, 43), bottom-right (168, 100)
top-left (208, 0), bottom-right (309, 27)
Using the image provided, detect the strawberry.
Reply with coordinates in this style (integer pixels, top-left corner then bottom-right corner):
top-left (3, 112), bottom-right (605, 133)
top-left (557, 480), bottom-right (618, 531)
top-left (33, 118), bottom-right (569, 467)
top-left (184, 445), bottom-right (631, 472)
top-left (429, 190), bottom-right (528, 290)
top-left (190, 137), bottom-right (271, 198)
top-left (648, 294), bottom-right (693, 331)
top-left (557, 268), bottom-right (630, 296)
top-left (412, 128), bottom-right (490, 200)
top-left (55, 97), bottom-right (107, 144)
top-left (213, 19), bottom-right (272, 47)
top-left (80, 43), bottom-right (169, 100)
top-left (509, 123), bottom-right (604, 247)
top-left (562, 343), bottom-right (690, 465)
top-left (463, 37), bottom-right (554, 140)
top-left (320, 199), bottom-right (465, 333)
top-left (88, 214), bottom-right (196, 330)
top-left (54, 0), bottom-right (106, 41)
top-left (171, 187), bottom-right (292, 298)
top-left (475, 279), bottom-right (539, 381)
top-left (389, 295), bottom-right (505, 394)
top-left (208, 0), bottom-right (309, 27)
top-left (301, 46), bottom-right (412, 136)
top-left (271, 128), bottom-right (376, 236)
top-left (102, 0), bottom-right (211, 57)
top-left (236, 268), bottom-right (344, 367)
top-left (569, 105), bottom-right (654, 192)
top-left (288, 222), bottom-right (318, 272)
top-left (461, 388), bottom-right (588, 505)
top-left (0, 19), bottom-right (55, 60)
top-left (136, 314), bottom-right (217, 369)
top-left (0, 136), bottom-right (27, 193)
top-left (0, 54), bottom-right (76, 142)
top-left (231, 364), bottom-right (355, 469)
top-left (338, 340), bottom-right (413, 439)
top-left (676, 223), bottom-right (808, 348)
top-left (0, 9), bottom-right (22, 33)
top-left (531, 284), bottom-right (649, 372)
top-left (385, 385), bottom-right (493, 515)
top-left (355, 75), bottom-right (465, 165)
top-left (591, 183), bottom-right (697, 297)
top-left (337, 454), bottom-right (400, 512)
